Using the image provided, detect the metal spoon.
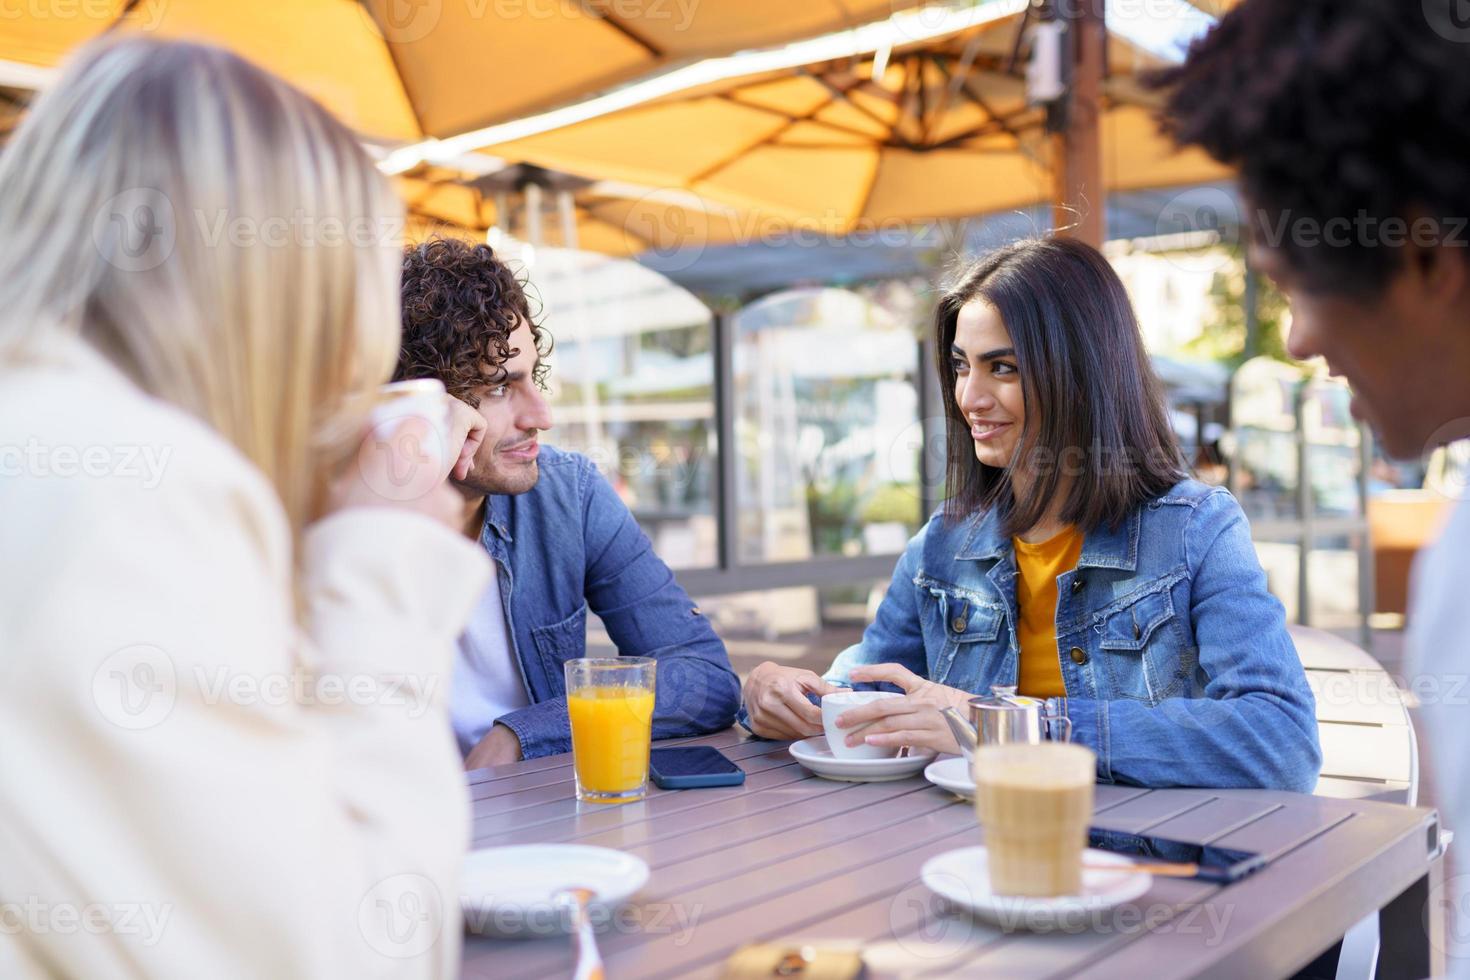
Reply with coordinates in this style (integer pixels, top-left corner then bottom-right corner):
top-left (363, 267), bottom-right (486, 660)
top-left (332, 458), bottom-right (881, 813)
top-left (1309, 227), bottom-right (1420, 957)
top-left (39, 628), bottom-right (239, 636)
top-left (553, 885), bottom-right (604, 980)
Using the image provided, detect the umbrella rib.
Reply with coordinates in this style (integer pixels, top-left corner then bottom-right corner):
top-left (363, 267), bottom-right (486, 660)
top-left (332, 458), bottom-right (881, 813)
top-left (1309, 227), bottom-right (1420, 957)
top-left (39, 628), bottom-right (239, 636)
top-left (956, 72), bottom-right (1025, 143)
top-left (106, 0), bottom-right (147, 32)
top-left (912, 55), bottom-right (929, 145)
top-left (928, 28), bottom-right (992, 128)
top-left (576, 3), bottom-right (663, 57)
top-left (688, 81), bottom-right (863, 185)
top-left (929, 118), bottom-right (1028, 151)
top-left (927, 51), bottom-right (1013, 145)
top-left (803, 70), bottom-right (911, 150)
top-left (715, 93), bottom-right (882, 143)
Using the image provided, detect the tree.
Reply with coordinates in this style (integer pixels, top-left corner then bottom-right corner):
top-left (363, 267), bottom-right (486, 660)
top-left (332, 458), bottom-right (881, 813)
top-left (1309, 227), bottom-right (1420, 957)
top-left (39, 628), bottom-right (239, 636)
top-left (1185, 244), bottom-right (1292, 367)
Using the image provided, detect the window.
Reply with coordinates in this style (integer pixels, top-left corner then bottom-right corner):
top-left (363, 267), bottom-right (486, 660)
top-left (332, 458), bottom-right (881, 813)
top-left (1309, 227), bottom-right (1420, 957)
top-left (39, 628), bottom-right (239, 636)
top-left (731, 287), bottom-right (924, 564)
top-left (525, 247), bottom-right (717, 569)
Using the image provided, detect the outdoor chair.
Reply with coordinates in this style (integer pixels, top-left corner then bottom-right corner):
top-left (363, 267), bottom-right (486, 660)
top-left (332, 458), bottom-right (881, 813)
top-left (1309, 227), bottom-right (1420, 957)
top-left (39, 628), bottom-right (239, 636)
top-left (1292, 624), bottom-right (1422, 980)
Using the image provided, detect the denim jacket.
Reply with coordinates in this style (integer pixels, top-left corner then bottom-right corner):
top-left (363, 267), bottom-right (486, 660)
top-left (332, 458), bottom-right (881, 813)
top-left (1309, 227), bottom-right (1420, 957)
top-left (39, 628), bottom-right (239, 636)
top-left (826, 480), bottom-right (1322, 792)
top-left (474, 446), bottom-right (740, 759)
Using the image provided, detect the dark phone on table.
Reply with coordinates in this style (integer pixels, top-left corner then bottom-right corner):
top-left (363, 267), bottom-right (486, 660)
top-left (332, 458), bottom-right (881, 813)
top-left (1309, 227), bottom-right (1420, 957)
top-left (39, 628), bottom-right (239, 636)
top-left (649, 747), bottom-right (745, 789)
top-left (1088, 826), bottom-right (1267, 884)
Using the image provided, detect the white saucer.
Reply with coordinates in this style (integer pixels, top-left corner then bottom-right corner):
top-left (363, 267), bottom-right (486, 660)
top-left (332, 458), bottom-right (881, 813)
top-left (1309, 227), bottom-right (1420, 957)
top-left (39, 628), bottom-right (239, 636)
top-left (923, 756), bottom-right (977, 799)
top-left (788, 737), bottom-right (936, 782)
top-left (461, 844), bottom-right (649, 937)
top-left (921, 846), bottom-right (1153, 931)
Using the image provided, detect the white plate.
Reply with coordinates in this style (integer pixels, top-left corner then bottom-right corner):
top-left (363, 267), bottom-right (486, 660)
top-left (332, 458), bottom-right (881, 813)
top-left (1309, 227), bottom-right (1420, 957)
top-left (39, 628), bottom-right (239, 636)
top-left (923, 756), bottom-right (977, 799)
top-left (461, 844), bottom-right (650, 937)
top-left (921, 846), bottom-right (1153, 931)
top-left (788, 737), bottom-right (936, 782)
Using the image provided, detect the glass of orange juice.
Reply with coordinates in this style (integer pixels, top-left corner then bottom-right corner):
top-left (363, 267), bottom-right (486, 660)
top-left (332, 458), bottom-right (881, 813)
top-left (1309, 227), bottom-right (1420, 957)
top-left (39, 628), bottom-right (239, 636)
top-left (565, 658), bottom-right (657, 804)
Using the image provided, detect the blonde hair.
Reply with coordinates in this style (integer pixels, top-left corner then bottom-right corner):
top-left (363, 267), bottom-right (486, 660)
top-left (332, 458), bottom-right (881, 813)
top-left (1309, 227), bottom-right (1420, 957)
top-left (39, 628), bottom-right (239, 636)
top-left (0, 37), bottom-right (404, 539)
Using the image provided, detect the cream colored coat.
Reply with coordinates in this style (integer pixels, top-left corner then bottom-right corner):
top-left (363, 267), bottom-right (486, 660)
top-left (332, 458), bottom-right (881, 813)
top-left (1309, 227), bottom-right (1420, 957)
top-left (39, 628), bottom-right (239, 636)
top-left (0, 340), bottom-right (489, 978)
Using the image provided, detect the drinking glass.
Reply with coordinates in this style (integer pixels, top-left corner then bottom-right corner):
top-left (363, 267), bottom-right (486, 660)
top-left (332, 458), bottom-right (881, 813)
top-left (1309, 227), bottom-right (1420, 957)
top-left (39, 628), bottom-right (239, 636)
top-left (973, 742), bottom-right (1096, 897)
top-left (565, 658), bottom-right (657, 804)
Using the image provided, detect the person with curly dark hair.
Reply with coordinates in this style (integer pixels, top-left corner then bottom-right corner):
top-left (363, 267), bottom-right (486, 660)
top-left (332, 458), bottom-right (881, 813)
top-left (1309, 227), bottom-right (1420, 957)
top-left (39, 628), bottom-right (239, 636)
top-left (1156, 3), bottom-right (1470, 972)
top-left (394, 237), bottom-right (740, 766)
top-left (397, 238), bottom-right (554, 496)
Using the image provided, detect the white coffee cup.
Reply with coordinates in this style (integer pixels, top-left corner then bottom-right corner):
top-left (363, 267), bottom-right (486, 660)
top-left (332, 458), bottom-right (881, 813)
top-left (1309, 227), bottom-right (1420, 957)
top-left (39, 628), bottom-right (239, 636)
top-left (821, 690), bottom-right (902, 760)
top-left (371, 379), bottom-right (452, 476)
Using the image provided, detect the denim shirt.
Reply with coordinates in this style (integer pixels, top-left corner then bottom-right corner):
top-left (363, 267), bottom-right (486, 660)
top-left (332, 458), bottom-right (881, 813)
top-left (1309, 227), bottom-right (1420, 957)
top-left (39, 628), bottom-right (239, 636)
top-left (826, 479), bottom-right (1322, 792)
top-left (473, 446), bottom-right (740, 759)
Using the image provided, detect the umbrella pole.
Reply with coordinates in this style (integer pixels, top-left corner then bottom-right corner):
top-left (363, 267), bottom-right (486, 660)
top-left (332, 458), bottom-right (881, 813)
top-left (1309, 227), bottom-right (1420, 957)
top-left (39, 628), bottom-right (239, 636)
top-left (524, 182), bottom-right (544, 249)
top-left (494, 191), bottom-right (511, 239)
top-left (557, 188), bottom-right (580, 252)
top-left (1051, 0), bottom-right (1105, 247)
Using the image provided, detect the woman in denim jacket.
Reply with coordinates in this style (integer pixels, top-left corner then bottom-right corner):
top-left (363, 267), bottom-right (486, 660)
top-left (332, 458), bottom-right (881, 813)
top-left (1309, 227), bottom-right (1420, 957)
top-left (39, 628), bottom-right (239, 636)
top-left (743, 238), bottom-right (1322, 792)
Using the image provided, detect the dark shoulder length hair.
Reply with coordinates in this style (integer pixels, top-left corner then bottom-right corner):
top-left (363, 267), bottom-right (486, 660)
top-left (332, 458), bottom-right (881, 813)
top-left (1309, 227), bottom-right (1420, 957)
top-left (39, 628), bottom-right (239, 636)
top-left (936, 237), bottom-right (1185, 537)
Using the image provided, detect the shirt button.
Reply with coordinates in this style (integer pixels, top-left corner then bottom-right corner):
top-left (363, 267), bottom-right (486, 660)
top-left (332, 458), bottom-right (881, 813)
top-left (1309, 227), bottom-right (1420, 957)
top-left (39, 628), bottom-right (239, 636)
top-left (952, 617), bottom-right (967, 633)
top-left (1071, 578), bottom-right (1085, 593)
top-left (1070, 647), bottom-right (1088, 665)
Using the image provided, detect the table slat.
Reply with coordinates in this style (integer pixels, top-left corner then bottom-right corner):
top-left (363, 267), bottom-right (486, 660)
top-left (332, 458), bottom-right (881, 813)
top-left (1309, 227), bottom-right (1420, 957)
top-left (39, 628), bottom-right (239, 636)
top-left (459, 732), bottom-right (1437, 980)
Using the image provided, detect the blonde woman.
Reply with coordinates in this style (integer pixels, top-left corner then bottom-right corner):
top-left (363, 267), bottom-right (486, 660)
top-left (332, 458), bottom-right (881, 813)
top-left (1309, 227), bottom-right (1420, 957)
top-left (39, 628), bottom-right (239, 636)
top-left (0, 39), bottom-right (491, 978)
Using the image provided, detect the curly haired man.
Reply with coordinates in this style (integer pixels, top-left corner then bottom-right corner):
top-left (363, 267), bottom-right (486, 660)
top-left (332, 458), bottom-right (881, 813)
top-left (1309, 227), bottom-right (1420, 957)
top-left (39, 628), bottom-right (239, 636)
top-left (394, 238), bottom-right (739, 765)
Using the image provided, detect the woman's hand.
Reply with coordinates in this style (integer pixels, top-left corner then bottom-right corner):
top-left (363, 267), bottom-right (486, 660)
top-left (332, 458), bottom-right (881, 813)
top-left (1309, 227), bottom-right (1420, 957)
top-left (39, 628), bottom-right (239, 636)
top-left (742, 662), bottom-right (840, 740)
top-left (834, 663), bottom-right (974, 755)
top-left (328, 395), bottom-right (484, 530)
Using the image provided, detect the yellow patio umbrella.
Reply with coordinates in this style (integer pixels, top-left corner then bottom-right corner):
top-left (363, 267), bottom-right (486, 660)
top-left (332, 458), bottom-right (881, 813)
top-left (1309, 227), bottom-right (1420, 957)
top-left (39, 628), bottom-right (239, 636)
top-left (472, 11), bottom-right (1233, 233)
top-left (396, 164), bottom-right (756, 256)
top-left (0, 0), bottom-right (935, 143)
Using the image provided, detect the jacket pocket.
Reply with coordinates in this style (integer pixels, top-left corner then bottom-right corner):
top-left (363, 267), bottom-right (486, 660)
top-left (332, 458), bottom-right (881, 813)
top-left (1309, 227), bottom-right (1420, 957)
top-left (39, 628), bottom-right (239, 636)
top-left (532, 603), bottom-right (589, 694)
top-left (1096, 586), bottom-right (1196, 704)
top-left (916, 578), bottom-right (1004, 687)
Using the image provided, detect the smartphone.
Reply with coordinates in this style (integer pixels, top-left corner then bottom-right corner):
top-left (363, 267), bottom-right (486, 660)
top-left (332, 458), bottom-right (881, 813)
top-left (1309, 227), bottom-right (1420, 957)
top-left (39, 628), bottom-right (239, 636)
top-left (649, 747), bottom-right (745, 789)
top-left (1087, 826), bottom-right (1267, 883)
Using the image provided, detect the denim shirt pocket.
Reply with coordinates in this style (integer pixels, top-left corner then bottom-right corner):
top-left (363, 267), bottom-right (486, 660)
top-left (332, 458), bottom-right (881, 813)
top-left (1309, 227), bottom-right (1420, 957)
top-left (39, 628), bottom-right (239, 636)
top-left (1095, 583), bottom-right (1195, 705)
top-left (917, 578), bottom-right (1004, 688)
top-left (531, 602), bottom-right (589, 696)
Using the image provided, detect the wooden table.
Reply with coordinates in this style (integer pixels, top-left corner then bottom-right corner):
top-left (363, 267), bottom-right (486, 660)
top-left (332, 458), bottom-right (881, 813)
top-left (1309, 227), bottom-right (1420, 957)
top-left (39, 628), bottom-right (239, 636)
top-left (460, 729), bottom-right (1444, 979)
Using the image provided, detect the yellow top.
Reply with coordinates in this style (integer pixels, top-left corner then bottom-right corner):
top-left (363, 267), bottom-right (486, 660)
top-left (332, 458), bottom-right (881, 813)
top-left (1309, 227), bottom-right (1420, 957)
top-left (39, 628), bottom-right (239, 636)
top-left (1012, 526), bottom-right (1086, 699)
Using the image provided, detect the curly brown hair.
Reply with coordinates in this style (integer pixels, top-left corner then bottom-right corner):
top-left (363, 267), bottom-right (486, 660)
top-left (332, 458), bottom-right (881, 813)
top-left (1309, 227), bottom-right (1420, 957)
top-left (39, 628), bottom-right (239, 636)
top-left (394, 237), bottom-right (552, 406)
top-left (1150, 0), bottom-right (1470, 297)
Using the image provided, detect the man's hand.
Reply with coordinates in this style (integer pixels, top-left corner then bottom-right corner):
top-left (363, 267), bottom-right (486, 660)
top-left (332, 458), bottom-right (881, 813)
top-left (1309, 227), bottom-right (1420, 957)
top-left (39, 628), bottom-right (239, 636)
top-left (742, 662), bottom-right (838, 740)
top-left (445, 396), bottom-right (486, 482)
top-left (465, 723), bottom-right (522, 771)
top-left (834, 663), bottom-right (974, 755)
